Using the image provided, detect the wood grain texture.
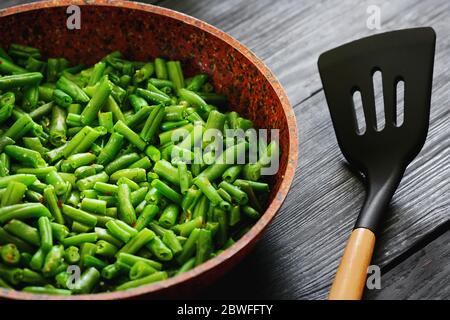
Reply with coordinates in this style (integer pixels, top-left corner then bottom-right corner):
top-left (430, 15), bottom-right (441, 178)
top-left (365, 231), bottom-right (450, 300)
top-left (1, 0), bottom-right (448, 300)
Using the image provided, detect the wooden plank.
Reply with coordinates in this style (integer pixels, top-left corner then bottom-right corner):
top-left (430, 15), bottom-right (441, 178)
top-left (366, 231), bottom-right (450, 300)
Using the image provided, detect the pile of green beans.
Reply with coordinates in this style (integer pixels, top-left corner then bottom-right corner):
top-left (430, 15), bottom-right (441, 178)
top-left (0, 44), bottom-right (277, 295)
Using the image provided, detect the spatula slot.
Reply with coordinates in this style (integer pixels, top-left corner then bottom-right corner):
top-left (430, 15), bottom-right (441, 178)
top-left (395, 79), bottom-right (405, 127)
top-left (372, 70), bottom-right (386, 131)
top-left (352, 90), bottom-right (366, 135)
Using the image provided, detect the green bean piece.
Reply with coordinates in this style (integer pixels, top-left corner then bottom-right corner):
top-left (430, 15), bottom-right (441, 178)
top-left (128, 156), bottom-right (152, 170)
top-left (173, 216), bottom-right (203, 238)
top-left (118, 177), bottom-right (139, 191)
top-left (42, 245), bottom-right (64, 276)
top-left (117, 184), bottom-right (136, 226)
top-left (151, 179), bottom-right (183, 205)
top-left (3, 220), bottom-right (39, 247)
top-left (214, 208), bottom-right (228, 246)
top-left (66, 113), bottom-right (82, 127)
top-left (0, 203), bottom-right (51, 224)
top-left (176, 228), bottom-right (201, 265)
top-left (96, 240), bottom-right (118, 258)
top-left (106, 220), bottom-right (131, 243)
top-left (0, 72), bottom-right (43, 90)
top-left (158, 204), bottom-right (179, 229)
top-left (116, 252), bottom-right (162, 272)
top-left (51, 223), bottom-right (70, 242)
top-left (219, 181), bottom-right (248, 205)
top-left (53, 88), bottom-right (73, 108)
top-left (80, 198), bottom-right (107, 215)
top-left (193, 175), bottom-right (230, 210)
top-left (28, 248), bottom-right (45, 271)
top-left (162, 229), bottom-right (183, 255)
top-left (101, 263), bottom-right (122, 280)
top-left (22, 268), bottom-right (47, 285)
top-left (135, 204), bottom-right (159, 232)
top-left (64, 246), bottom-right (80, 264)
top-left (113, 120), bottom-right (146, 151)
top-left (105, 152), bottom-right (140, 175)
top-left (176, 257), bottom-right (196, 276)
top-left (192, 194), bottom-right (209, 221)
top-left (153, 159), bottom-right (181, 186)
top-left (195, 229), bottom-right (213, 266)
top-left (59, 126), bottom-right (94, 158)
top-left (146, 234), bottom-right (173, 261)
top-left (99, 112), bottom-right (113, 133)
top-left (118, 228), bottom-right (155, 255)
top-left (97, 132), bottom-right (124, 166)
top-left (229, 205), bottom-right (241, 227)
top-left (94, 227), bottom-right (123, 247)
top-left (4, 118), bottom-right (32, 144)
top-left (105, 95), bottom-right (126, 123)
top-left (21, 85), bottom-right (39, 111)
top-left (1, 181), bottom-right (27, 206)
top-left (128, 261), bottom-right (156, 280)
top-left (81, 76), bottom-right (112, 125)
top-left (178, 88), bottom-right (207, 110)
top-left (154, 58), bottom-right (168, 80)
top-left (125, 105), bottom-right (153, 129)
top-left (79, 242), bottom-right (97, 267)
top-left (72, 267), bottom-right (100, 294)
top-left (56, 75), bottom-right (90, 103)
top-left (22, 137), bottom-right (49, 156)
top-left (93, 182), bottom-right (118, 195)
top-left (116, 271), bottom-right (167, 290)
top-left (181, 186), bottom-right (202, 214)
top-left (222, 165), bottom-right (242, 183)
top-left (0, 56), bottom-right (26, 74)
top-left (134, 63), bottom-right (154, 83)
top-left (66, 103), bottom-right (82, 115)
top-left (242, 205), bottom-right (261, 219)
top-left (4, 145), bottom-right (46, 168)
top-left (45, 170), bottom-right (68, 195)
top-left (74, 165), bottom-right (96, 179)
top-left (136, 87), bottom-right (171, 106)
top-left (128, 94), bottom-right (148, 113)
top-left (110, 168), bottom-right (146, 183)
top-left (89, 61), bottom-right (106, 85)
top-left (38, 216), bottom-right (53, 252)
top-left (76, 171), bottom-right (109, 191)
top-left (131, 187), bottom-right (148, 207)
top-left (167, 61), bottom-right (184, 91)
top-left (0, 265), bottom-right (23, 285)
top-left (23, 286), bottom-right (71, 295)
top-left (140, 105), bottom-right (165, 142)
top-left (83, 255), bottom-right (107, 270)
top-left (38, 85), bottom-right (54, 102)
top-left (61, 204), bottom-right (97, 227)
top-left (61, 152), bottom-right (96, 172)
top-left (0, 244), bottom-right (20, 265)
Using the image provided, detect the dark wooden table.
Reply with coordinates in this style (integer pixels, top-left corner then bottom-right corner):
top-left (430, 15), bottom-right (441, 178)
top-left (1, 0), bottom-right (448, 300)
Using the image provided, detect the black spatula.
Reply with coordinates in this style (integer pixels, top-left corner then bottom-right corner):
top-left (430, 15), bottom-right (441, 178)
top-left (317, 27), bottom-right (436, 300)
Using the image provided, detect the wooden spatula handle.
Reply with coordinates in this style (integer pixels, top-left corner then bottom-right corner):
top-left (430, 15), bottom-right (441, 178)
top-left (328, 228), bottom-right (376, 300)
